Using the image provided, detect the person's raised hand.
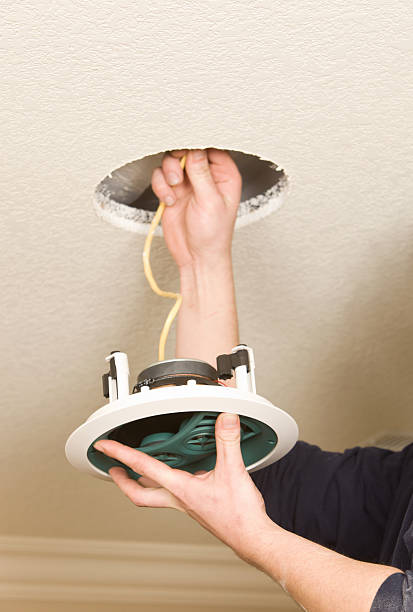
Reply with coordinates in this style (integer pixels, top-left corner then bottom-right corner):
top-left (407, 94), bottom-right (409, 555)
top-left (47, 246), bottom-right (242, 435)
top-left (151, 149), bottom-right (242, 269)
top-left (93, 413), bottom-right (274, 563)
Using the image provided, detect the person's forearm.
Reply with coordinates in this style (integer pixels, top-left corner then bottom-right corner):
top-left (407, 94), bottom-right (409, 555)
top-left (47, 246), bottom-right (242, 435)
top-left (248, 520), bottom-right (403, 612)
top-left (176, 255), bottom-right (239, 372)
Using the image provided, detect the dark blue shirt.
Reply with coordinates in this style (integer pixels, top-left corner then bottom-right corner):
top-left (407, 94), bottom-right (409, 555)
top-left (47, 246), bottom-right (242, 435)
top-left (250, 441), bottom-right (413, 610)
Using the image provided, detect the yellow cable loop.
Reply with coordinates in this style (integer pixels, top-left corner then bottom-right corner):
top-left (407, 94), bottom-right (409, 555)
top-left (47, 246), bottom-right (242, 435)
top-left (142, 154), bottom-right (187, 362)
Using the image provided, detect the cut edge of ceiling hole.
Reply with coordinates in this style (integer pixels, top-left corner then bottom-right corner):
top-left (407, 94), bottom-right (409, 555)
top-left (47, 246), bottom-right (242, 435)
top-left (93, 150), bottom-right (289, 236)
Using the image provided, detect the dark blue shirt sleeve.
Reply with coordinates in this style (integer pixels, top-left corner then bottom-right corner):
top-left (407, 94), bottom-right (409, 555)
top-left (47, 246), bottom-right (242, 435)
top-left (371, 571), bottom-right (413, 611)
top-left (250, 441), bottom-right (410, 563)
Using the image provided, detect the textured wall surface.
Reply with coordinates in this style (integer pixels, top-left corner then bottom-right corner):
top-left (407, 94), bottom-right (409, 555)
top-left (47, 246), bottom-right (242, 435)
top-left (3, 603), bottom-right (297, 612)
top-left (1, 0), bottom-right (413, 557)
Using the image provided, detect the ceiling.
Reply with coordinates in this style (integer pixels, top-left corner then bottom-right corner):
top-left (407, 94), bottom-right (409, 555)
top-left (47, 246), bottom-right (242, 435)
top-left (1, 0), bottom-right (412, 548)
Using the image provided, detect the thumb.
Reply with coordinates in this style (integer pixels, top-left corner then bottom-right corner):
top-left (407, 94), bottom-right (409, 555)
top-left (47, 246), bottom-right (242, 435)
top-left (215, 413), bottom-right (245, 474)
top-left (185, 149), bottom-right (222, 208)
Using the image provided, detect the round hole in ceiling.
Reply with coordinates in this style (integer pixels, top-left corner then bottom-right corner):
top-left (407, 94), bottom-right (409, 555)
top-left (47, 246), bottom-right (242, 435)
top-left (94, 149), bottom-right (288, 235)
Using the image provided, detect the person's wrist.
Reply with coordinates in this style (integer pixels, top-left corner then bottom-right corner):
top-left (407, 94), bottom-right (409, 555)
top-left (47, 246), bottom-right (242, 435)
top-left (179, 252), bottom-right (233, 294)
top-left (235, 516), bottom-right (283, 571)
top-left (179, 249), bottom-right (232, 274)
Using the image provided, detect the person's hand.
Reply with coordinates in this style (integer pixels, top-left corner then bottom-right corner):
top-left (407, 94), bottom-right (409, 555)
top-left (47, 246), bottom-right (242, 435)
top-left (93, 412), bottom-right (274, 563)
top-left (151, 149), bottom-right (242, 269)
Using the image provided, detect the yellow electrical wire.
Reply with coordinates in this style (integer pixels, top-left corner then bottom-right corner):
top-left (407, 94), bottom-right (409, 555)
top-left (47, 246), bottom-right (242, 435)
top-left (142, 154), bottom-right (187, 362)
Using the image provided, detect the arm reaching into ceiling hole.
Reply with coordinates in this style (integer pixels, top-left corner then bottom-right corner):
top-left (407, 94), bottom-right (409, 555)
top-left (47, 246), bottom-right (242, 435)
top-left (150, 148), bottom-right (242, 374)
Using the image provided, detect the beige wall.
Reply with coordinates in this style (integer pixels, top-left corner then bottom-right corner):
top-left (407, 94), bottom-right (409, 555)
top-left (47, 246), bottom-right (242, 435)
top-left (4, 603), bottom-right (298, 612)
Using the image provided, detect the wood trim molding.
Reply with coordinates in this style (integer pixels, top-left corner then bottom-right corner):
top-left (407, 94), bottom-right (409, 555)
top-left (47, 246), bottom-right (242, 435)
top-left (0, 535), bottom-right (297, 610)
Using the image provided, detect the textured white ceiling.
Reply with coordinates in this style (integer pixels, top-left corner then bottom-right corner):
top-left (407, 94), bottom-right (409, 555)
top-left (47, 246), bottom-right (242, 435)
top-left (1, 0), bottom-right (413, 546)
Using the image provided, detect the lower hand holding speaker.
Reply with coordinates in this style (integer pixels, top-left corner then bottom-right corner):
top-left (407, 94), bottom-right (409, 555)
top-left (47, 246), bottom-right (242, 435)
top-left (93, 411), bottom-right (277, 564)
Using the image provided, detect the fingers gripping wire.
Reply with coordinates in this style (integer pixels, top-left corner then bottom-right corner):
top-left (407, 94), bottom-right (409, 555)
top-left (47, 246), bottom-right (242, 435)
top-left (142, 154), bottom-right (187, 362)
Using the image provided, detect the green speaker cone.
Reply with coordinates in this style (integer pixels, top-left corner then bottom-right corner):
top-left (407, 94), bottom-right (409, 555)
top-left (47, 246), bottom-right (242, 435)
top-left (140, 432), bottom-right (175, 446)
top-left (87, 411), bottom-right (278, 478)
